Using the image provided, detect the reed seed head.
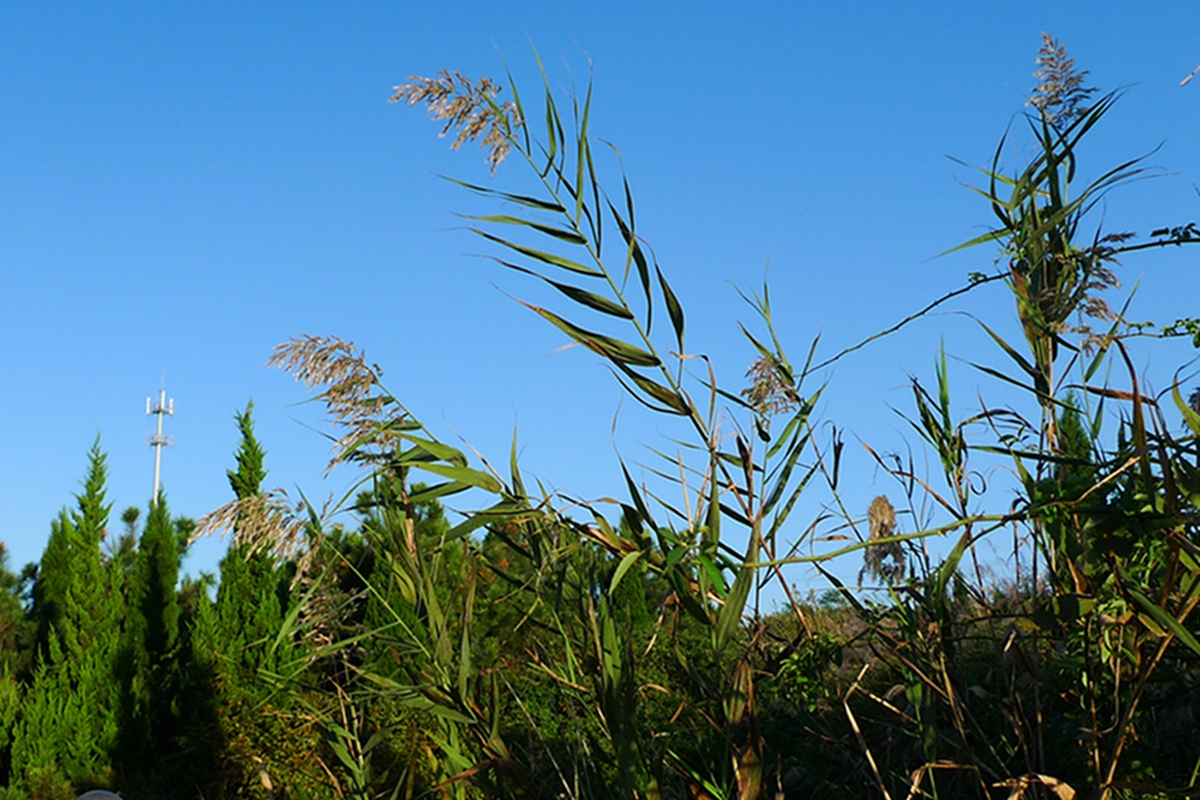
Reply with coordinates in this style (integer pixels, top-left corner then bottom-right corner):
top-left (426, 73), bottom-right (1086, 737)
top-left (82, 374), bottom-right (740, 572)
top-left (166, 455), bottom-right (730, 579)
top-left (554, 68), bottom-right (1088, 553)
top-left (742, 355), bottom-right (799, 417)
top-left (391, 70), bottom-right (523, 174)
top-left (1028, 34), bottom-right (1095, 129)
top-left (862, 495), bottom-right (905, 583)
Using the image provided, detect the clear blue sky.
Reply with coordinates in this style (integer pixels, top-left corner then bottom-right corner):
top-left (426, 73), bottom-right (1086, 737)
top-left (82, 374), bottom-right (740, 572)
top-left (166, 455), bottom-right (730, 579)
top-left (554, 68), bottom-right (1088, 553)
top-left (3, 2), bottom-right (1198, 588)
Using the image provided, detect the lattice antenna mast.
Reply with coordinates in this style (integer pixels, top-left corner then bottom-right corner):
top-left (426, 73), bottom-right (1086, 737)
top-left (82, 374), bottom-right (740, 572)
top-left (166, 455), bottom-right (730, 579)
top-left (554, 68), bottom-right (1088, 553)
top-left (146, 387), bottom-right (175, 503)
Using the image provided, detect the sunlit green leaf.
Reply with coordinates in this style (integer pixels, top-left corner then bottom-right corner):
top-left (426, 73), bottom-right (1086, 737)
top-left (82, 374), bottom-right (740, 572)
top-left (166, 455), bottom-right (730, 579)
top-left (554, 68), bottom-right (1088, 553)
top-left (473, 229), bottom-right (602, 277)
top-left (526, 303), bottom-right (661, 367)
top-left (610, 551), bottom-right (642, 593)
top-left (657, 265), bottom-right (685, 352)
top-left (413, 463), bottom-right (502, 494)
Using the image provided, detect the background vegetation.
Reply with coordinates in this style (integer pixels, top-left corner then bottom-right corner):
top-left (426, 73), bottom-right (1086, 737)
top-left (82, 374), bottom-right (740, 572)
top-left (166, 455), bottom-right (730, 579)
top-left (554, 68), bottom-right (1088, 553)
top-left (2, 37), bottom-right (1200, 800)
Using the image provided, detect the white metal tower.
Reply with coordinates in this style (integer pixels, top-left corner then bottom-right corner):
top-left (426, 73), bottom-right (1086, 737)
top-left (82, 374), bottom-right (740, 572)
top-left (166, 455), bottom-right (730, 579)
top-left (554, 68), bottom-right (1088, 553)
top-left (146, 388), bottom-right (174, 502)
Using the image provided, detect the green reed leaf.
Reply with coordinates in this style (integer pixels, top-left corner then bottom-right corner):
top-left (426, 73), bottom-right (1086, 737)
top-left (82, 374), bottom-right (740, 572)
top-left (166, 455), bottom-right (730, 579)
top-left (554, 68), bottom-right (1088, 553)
top-left (610, 551), bottom-right (642, 594)
top-left (413, 463), bottom-right (502, 494)
top-left (609, 200), bottom-right (652, 326)
top-left (1128, 588), bottom-right (1200, 657)
top-left (398, 434), bottom-right (469, 467)
top-left (500, 261), bottom-right (632, 318)
top-left (408, 481), bottom-right (471, 504)
top-left (1173, 382), bottom-right (1200, 437)
top-left (474, 230), bottom-right (602, 277)
top-left (466, 214), bottom-right (587, 245)
top-left (526, 303), bottom-right (661, 367)
top-left (442, 176), bottom-right (564, 213)
top-left (657, 264), bottom-right (685, 352)
top-left (614, 362), bottom-right (689, 414)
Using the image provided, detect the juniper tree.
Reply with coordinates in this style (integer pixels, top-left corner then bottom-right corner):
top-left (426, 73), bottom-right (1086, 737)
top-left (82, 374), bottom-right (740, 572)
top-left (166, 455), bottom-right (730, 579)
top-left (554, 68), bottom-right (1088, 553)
top-left (209, 400), bottom-right (283, 681)
top-left (117, 490), bottom-right (182, 787)
top-left (12, 441), bottom-right (121, 792)
top-left (0, 544), bottom-right (31, 790)
top-left (187, 401), bottom-right (317, 796)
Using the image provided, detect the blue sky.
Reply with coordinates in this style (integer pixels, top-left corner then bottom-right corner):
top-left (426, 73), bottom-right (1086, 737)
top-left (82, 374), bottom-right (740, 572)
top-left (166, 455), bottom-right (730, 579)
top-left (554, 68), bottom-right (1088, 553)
top-left (2, 2), bottom-right (1199, 590)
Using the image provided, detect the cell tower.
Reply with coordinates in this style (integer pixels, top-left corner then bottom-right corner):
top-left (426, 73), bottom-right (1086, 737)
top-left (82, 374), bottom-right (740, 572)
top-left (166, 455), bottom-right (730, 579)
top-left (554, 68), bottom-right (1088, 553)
top-left (146, 387), bottom-right (175, 502)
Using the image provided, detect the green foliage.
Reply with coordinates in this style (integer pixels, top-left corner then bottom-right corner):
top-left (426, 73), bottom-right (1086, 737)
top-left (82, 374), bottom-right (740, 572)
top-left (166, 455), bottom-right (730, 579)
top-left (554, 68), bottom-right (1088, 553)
top-left (825, 36), bottom-right (1200, 800)
top-left (229, 400), bottom-right (267, 501)
top-left (184, 402), bottom-right (331, 799)
top-left (10, 443), bottom-right (120, 793)
top-left (30, 515), bottom-right (70, 659)
top-left (4, 35), bottom-right (1200, 800)
top-left (118, 491), bottom-right (183, 788)
top-left (21, 764), bottom-right (70, 800)
top-left (11, 648), bottom-right (115, 792)
top-left (0, 676), bottom-right (19, 789)
top-left (775, 633), bottom-right (841, 712)
top-left (0, 545), bottom-right (32, 679)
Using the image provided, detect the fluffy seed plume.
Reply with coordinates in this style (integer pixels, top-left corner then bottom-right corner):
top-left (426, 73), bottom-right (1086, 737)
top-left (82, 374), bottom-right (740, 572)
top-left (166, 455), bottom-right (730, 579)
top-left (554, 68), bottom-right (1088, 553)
top-left (190, 489), bottom-right (315, 577)
top-left (193, 490), bottom-right (364, 658)
top-left (741, 355), bottom-right (799, 417)
top-left (1028, 34), bottom-right (1095, 129)
top-left (391, 70), bottom-right (523, 174)
top-left (861, 495), bottom-right (905, 584)
top-left (268, 335), bottom-right (409, 470)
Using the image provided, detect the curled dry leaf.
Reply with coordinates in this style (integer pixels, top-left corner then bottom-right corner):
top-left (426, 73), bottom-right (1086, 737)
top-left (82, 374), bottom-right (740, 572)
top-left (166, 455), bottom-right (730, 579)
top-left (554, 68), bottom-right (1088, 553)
top-left (993, 773), bottom-right (1076, 800)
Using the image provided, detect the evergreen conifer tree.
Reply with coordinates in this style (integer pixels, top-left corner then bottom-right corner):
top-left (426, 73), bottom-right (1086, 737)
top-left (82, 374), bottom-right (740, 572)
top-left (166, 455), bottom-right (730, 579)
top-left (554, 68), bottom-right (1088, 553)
top-left (31, 512), bottom-right (71, 658)
top-left (0, 544), bottom-right (31, 679)
top-left (189, 401), bottom-right (323, 796)
top-left (118, 490), bottom-right (182, 789)
top-left (0, 544), bottom-right (31, 790)
top-left (12, 441), bottom-right (122, 792)
top-left (213, 400), bottom-right (280, 679)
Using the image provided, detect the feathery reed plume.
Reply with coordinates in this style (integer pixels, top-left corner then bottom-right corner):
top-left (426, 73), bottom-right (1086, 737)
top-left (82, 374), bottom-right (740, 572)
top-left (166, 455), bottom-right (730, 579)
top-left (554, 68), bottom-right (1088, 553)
top-left (268, 335), bottom-right (410, 469)
top-left (290, 568), bottom-right (365, 657)
top-left (741, 355), bottom-right (799, 417)
top-left (390, 70), bottom-right (523, 174)
top-left (861, 494), bottom-right (904, 583)
top-left (192, 489), bottom-right (355, 656)
top-left (1028, 33), bottom-right (1095, 129)
top-left (190, 489), bottom-right (315, 576)
top-left (190, 490), bottom-right (305, 555)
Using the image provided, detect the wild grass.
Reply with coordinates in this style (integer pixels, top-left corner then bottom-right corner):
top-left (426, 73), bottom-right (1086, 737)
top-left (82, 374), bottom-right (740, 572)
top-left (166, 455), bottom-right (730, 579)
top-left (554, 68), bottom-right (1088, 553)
top-left (187, 35), bottom-right (1200, 800)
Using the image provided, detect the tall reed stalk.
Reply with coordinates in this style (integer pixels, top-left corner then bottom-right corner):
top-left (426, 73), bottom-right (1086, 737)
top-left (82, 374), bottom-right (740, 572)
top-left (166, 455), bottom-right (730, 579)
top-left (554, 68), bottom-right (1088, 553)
top-left (191, 37), bottom-right (1200, 800)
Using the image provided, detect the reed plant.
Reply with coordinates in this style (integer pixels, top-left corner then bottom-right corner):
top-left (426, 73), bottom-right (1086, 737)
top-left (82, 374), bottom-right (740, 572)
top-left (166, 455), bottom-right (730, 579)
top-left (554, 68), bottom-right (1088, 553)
top-left (191, 36), bottom-right (1200, 800)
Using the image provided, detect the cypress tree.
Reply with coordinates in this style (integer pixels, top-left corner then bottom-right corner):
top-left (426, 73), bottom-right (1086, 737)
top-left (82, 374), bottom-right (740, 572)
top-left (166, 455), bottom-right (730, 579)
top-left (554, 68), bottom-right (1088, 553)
top-left (12, 440), bottom-right (121, 792)
top-left (118, 490), bottom-right (182, 789)
top-left (228, 400), bottom-right (267, 502)
top-left (189, 401), bottom-right (323, 795)
top-left (135, 492), bottom-right (181, 674)
top-left (0, 544), bottom-right (31, 790)
top-left (213, 400), bottom-right (281, 680)
top-left (0, 544), bottom-right (31, 678)
top-left (30, 513), bottom-right (71, 659)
